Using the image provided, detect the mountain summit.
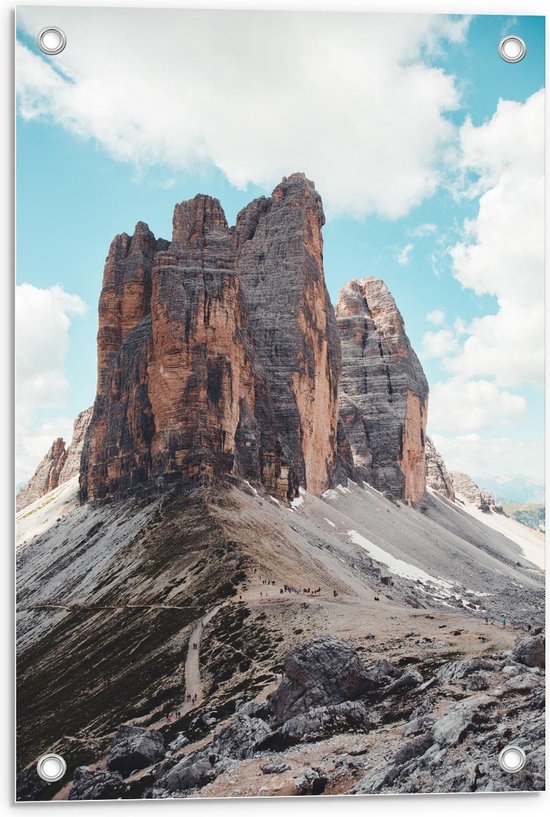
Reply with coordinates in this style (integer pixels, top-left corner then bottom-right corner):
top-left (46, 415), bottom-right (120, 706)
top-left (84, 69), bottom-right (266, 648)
top-left (79, 175), bottom-right (428, 507)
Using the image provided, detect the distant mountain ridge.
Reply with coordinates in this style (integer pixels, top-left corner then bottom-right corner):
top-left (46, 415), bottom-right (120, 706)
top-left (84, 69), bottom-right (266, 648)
top-left (476, 475), bottom-right (545, 506)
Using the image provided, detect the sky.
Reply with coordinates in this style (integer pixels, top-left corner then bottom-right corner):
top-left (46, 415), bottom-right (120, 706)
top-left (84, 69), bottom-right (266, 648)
top-left (15, 8), bottom-right (545, 490)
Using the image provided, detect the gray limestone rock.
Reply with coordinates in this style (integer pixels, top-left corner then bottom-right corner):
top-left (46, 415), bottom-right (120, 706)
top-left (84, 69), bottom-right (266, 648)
top-left (511, 634), bottom-right (545, 669)
top-left (432, 694), bottom-right (496, 747)
top-left (425, 436), bottom-right (455, 501)
top-left (212, 714), bottom-right (272, 760)
top-left (106, 726), bottom-right (165, 778)
top-left (336, 277), bottom-right (429, 505)
top-left (258, 700), bottom-right (370, 749)
top-left (436, 657), bottom-right (495, 684)
top-left (161, 752), bottom-right (217, 793)
top-left (269, 636), bottom-right (374, 724)
top-left (69, 767), bottom-right (125, 800)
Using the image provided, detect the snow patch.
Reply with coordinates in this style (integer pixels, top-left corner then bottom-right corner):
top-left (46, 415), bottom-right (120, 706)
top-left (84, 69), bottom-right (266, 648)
top-left (324, 517), bottom-right (336, 528)
top-left (243, 480), bottom-right (258, 496)
top-left (291, 495), bottom-right (304, 509)
top-left (269, 495), bottom-right (281, 505)
top-left (347, 529), bottom-right (453, 591)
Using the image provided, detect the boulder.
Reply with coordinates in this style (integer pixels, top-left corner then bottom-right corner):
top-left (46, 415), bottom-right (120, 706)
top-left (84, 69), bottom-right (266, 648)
top-left (261, 762), bottom-right (291, 775)
top-left (270, 636), bottom-right (373, 723)
top-left (69, 767), bottom-right (125, 800)
top-left (432, 694), bottom-right (496, 747)
top-left (161, 752), bottom-right (217, 793)
top-left (236, 698), bottom-right (273, 721)
top-left (394, 731), bottom-right (434, 766)
top-left (383, 668), bottom-right (423, 696)
top-left (258, 700), bottom-right (370, 750)
top-left (512, 634), bottom-right (545, 669)
top-left (212, 714), bottom-right (271, 759)
top-left (436, 658), bottom-right (495, 684)
top-left (106, 726), bottom-right (165, 777)
top-left (293, 767), bottom-right (328, 795)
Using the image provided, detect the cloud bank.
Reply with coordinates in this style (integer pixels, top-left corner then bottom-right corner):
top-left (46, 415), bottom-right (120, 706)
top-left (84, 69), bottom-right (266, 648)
top-left (16, 284), bottom-right (86, 484)
top-left (424, 90), bottom-right (544, 479)
top-left (17, 8), bottom-right (467, 218)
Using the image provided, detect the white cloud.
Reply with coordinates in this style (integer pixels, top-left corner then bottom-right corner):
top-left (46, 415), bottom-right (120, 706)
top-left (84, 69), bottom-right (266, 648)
top-left (426, 88), bottom-right (543, 483)
top-left (432, 433), bottom-right (543, 484)
top-left (426, 308), bottom-right (445, 326)
top-left (410, 222), bottom-right (437, 237)
top-left (397, 243), bottom-right (414, 265)
top-left (16, 8), bottom-right (467, 218)
top-left (448, 90), bottom-right (544, 388)
top-left (421, 328), bottom-right (458, 358)
top-left (428, 378), bottom-right (526, 433)
top-left (16, 283), bottom-right (86, 484)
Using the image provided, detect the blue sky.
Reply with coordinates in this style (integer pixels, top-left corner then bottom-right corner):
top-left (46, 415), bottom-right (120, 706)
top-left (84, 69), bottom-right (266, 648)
top-left (15, 9), bottom-right (545, 488)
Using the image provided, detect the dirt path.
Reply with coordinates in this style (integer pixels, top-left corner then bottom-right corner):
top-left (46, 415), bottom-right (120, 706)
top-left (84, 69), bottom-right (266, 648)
top-left (182, 605), bottom-right (222, 710)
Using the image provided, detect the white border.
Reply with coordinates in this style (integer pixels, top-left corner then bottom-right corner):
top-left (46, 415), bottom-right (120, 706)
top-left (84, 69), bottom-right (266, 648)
top-left (2, 1), bottom-right (548, 814)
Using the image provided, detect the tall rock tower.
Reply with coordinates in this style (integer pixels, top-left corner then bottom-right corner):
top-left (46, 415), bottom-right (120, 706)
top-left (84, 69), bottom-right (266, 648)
top-left (80, 174), bottom-right (340, 502)
top-left (336, 277), bottom-right (429, 505)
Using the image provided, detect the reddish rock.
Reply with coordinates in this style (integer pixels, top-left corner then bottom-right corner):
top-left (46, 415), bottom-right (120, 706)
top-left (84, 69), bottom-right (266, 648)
top-left (336, 277), bottom-right (429, 505)
top-left (81, 174), bottom-right (340, 502)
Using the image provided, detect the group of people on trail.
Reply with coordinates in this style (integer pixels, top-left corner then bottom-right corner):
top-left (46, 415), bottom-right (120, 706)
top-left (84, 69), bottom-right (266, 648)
top-left (165, 709), bottom-right (182, 723)
top-left (186, 692), bottom-right (198, 704)
top-left (280, 584), bottom-right (300, 594)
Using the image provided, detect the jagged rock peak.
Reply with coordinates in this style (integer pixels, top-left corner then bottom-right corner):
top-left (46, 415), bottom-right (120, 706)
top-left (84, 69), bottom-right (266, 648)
top-left (425, 436), bottom-right (455, 501)
top-left (81, 174), bottom-right (340, 502)
top-left (16, 407), bottom-right (93, 512)
top-left (336, 276), bottom-right (429, 505)
top-left (451, 472), bottom-right (501, 513)
top-left (172, 195), bottom-right (229, 244)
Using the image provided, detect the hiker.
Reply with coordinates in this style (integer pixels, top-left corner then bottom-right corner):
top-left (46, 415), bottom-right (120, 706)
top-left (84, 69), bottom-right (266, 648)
top-left (167, 713), bottom-right (172, 723)
top-left (502, 617), bottom-right (506, 628)
top-left (333, 589), bottom-right (338, 597)
top-left (177, 710), bottom-right (181, 717)
top-left (187, 693), bottom-right (191, 701)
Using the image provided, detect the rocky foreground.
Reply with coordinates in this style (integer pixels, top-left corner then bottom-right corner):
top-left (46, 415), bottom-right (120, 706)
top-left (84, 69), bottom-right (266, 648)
top-left (18, 632), bottom-right (544, 800)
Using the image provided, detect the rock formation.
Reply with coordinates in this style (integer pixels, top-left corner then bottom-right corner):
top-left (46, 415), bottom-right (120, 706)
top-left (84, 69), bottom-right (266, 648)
top-left (425, 436), bottom-right (455, 501)
top-left (16, 407), bottom-right (92, 512)
top-left (336, 278), bottom-right (429, 505)
top-left (81, 174), bottom-right (340, 502)
top-left (451, 472), bottom-right (501, 513)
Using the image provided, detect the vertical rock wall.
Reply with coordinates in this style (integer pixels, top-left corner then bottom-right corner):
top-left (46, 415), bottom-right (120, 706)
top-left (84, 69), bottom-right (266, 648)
top-left (81, 175), bottom-right (340, 501)
top-left (336, 277), bottom-right (429, 504)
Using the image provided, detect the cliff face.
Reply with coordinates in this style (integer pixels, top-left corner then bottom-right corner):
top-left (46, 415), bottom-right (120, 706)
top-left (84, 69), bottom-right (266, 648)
top-left (336, 278), bottom-right (429, 505)
top-left (16, 408), bottom-right (92, 512)
top-left (81, 174), bottom-right (340, 502)
top-left (425, 436), bottom-right (455, 501)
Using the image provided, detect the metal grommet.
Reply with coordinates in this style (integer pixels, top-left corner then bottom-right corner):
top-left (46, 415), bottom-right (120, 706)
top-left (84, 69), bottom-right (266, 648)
top-left (498, 745), bottom-right (526, 773)
top-left (36, 753), bottom-right (67, 783)
top-left (498, 36), bottom-right (526, 63)
top-left (37, 26), bottom-right (67, 55)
